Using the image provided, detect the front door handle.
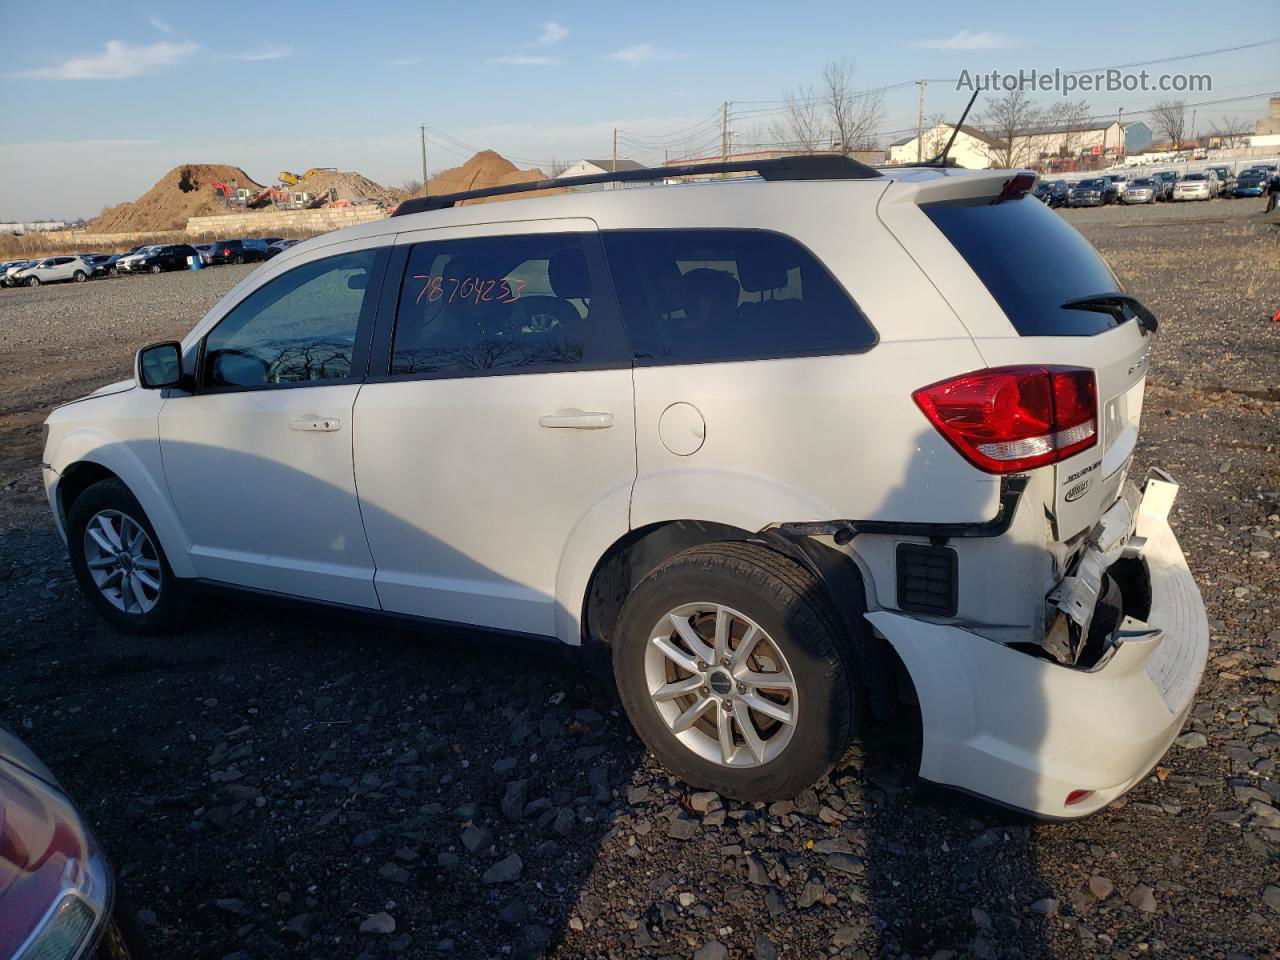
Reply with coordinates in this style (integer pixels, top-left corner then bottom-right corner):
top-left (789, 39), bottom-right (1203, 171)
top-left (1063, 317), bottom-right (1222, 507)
top-left (289, 415), bottom-right (341, 432)
top-left (539, 410), bottom-right (614, 430)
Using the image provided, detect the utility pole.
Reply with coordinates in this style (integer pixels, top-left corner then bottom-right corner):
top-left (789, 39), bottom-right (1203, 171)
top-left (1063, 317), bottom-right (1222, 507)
top-left (612, 127), bottom-right (618, 189)
top-left (721, 101), bottom-right (730, 164)
top-left (419, 125), bottom-right (428, 195)
top-left (1117, 107), bottom-right (1124, 160)
top-left (916, 80), bottom-right (927, 163)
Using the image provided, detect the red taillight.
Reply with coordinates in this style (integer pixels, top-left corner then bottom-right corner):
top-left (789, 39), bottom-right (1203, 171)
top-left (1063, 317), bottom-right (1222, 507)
top-left (1064, 789), bottom-right (1094, 806)
top-left (913, 366), bottom-right (1097, 474)
top-left (223, 248), bottom-right (231, 255)
top-left (999, 172), bottom-right (1037, 200)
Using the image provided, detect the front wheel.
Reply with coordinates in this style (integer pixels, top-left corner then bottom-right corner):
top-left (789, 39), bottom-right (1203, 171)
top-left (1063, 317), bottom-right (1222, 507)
top-left (67, 478), bottom-right (189, 634)
top-left (73, 270), bottom-right (86, 282)
top-left (27, 276), bottom-right (39, 286)
top-left (613, 542), bottom-right (860, 800)
top-left (150, 264), bottom-right (161, 274)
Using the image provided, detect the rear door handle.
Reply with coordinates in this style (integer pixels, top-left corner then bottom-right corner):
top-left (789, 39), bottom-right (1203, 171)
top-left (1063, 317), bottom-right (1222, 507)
top-left (289, 415), bottom-right (341, 432)
top-left (539, 410), bottom-right (614, 430)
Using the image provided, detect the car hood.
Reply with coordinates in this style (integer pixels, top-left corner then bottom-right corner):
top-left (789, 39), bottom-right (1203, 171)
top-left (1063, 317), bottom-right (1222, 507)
top-left (0, 723), bottom-right (61, 793)
top-left (53, 379), bottom-right (136, 412)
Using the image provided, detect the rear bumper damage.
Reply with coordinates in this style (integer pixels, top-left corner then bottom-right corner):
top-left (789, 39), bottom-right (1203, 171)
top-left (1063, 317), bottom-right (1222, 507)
top-left (866, 470), bottom-right (1209, 818)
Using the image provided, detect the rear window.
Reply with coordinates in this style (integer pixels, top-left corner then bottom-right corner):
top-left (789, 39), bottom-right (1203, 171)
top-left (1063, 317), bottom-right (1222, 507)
top-left (924, 195), bottom-right (1121, 336)
top-left (603, 229), bottom-right (875, 364)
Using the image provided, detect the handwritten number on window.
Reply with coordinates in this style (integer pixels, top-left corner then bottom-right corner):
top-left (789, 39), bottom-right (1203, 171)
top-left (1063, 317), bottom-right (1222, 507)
top-left (412, 274), bottom-right (526, 306)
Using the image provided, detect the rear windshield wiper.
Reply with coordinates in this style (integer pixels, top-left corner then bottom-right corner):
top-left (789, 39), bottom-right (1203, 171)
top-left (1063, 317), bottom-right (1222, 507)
top-left (1060, 293), bottom-right (1159, 335)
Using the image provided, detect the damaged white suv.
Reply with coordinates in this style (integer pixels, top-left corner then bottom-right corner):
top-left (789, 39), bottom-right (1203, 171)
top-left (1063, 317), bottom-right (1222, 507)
top-left (42, 156), bottom-right (1208, 817)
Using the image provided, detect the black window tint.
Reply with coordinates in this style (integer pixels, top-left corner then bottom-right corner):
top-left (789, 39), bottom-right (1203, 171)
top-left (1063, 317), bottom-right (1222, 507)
top-left (923, 195), bottom-right (1122, 337)
top-left (391, 233), bottom-right (614, 376)
top-left (204, 250), bottom-right (376, 388)
top-left (602, 229), bottom-right (875, 363)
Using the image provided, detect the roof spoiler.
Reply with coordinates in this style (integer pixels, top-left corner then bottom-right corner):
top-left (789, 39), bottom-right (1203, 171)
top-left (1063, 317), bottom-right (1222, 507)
top-left (392, 154), bottom-right (883, 216)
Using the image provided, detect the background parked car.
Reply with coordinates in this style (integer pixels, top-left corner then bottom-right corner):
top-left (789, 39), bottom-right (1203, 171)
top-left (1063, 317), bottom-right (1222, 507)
top-left (0, 723), bottom-right (148, 959)
top-left (265, 238), bottom-right (301, 258)
top-left (1121, 178), bottom-right (1159, 204)
top-left (124, 243), bottom-right (201, 274)
top-left (193, 243), bottom-right (217, 265)
top-left (1068, 178), bottom-right (1111, 207)
top-left (12, 255), bottom-right (93, 286)
top-left (0, 259), bottom-right (34, 286)
top-left (1102, 173), bottom-right (1127, 200)
top-left (100, 245), bottom-right (148, 276)
top-left (1152, 170), bottom-right (1180, 200)
top-left (82, 254), bottom-right (116, 277)
top-left (115, 246), bottom-right (165, 274)
top-left (1234, 170), bottom-right (1268, 197)
top-left (208, 238), bottom-right (269, 265)
top-left (1173, 172), bottom-right (1217, 201)
top-left (1208, 166), bottom-right (1236, 195)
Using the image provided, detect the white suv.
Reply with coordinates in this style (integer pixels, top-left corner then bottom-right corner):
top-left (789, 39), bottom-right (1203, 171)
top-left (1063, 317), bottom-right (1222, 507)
top-left (13, 256), bottom-right (92, 286)
top-left (42, 157), bottom-right (1208, 817)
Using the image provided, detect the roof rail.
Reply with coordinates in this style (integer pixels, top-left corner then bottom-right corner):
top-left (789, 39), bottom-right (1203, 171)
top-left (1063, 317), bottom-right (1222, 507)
top-left (391, 153), bottom-right (882, 216)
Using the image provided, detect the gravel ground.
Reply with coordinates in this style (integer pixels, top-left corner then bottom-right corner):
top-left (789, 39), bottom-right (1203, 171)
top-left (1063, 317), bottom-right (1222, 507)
top-left (0, 200), bottom-right (1278, 960)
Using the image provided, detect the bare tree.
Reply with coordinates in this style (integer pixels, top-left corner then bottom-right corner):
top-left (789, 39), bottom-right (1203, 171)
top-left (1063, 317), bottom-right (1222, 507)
top-left (919, 114), bottom-right (952, 161)
top-left (1044, 99), bottom-right (1093, 159)
top-left (769, 83), bottom-right (825, 153)
top-left (1210, 115), bottom-right (1252, 148)
top-left (822, 59), bottom-right (885, 153)
top-left (548, 158), bottom-right (570, 177)
top-left (975, 88), bottom-right (1045, 168)
top-left (400, 178), bottom-right (423, 196)
top-left (1150, 100), bottom-right (1187, 149)
top-left (770, 60), bottom-right (885, 154)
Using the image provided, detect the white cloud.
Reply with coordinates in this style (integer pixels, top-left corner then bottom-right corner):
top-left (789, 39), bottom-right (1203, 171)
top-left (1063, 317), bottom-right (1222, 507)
top-left (913, 30), bottom-right (1019, 50)
top-left (608, 43), bottom-right (683, 67)
top-left (534, 20), bottom-right (568, 46)
top-left (148, 16), bottom-right (175, 35)
top-left (18, 39), bottom-right (197, 79)
top-left (489, 53), bottom-right (559, 66)
top-left (386, 57), bottom-right (423, 66)
top-left (226, 43), bottom-right (293, 61)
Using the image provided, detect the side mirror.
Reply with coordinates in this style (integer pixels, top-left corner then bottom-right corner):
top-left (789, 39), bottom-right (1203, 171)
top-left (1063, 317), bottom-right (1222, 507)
top-left (136, 341), bottom-right (184, 389)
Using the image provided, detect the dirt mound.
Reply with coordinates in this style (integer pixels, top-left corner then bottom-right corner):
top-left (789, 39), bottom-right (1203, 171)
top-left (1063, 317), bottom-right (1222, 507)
top-left (418, 150), bottom-right (562, 205)
top-left (291, 169), bottom-right (401, 207)
top-left (89, 164), bottom-right (262, 233)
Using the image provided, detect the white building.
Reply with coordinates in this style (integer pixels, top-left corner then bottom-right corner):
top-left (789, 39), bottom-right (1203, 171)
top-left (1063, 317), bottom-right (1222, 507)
top-left (556, 158), bottom-right (647, 188)
top-left (888, 121), bottom-right (1152, 169)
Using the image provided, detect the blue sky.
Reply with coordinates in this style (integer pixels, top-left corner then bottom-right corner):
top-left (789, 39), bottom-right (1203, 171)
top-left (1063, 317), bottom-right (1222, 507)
top-left (1, 0), bottom-right (1276, 220)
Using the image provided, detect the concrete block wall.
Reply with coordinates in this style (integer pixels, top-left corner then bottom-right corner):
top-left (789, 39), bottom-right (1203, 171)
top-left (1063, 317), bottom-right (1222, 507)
top-left (186, 206), bottom-right (389, 235)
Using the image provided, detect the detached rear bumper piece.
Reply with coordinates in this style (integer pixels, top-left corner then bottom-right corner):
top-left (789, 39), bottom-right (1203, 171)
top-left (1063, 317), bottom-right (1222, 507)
top-left (866, 471), bottom-right (1209, 818)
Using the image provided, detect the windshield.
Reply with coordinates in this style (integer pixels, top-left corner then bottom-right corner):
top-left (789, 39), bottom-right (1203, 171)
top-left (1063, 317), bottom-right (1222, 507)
top-left (1076, 179), bottom-right (1103, 189)
top-left (1184, 174), bottom-right (1206, 181)
top-left (1133, 179), bottom-right (1153, 187)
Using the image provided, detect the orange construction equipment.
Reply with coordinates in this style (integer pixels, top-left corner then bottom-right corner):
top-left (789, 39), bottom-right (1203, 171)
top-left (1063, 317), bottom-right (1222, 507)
top-left (209, 180), bottom-right (235, 198)
top-left (246, 186), bottom-right (289, 209)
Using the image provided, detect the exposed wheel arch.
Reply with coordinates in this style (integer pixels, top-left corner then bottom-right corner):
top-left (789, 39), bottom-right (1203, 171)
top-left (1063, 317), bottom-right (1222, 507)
top-left (56, 461), bottom-right (120, 528)
top-left (581, 519), bottom-right (896, 717)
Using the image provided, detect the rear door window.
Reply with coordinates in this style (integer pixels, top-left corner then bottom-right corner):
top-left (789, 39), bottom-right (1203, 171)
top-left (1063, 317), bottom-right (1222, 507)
top-left (603, 229), bottom-right (875, 363)
top-left (388, 232), bottom-right (627, 377)
top-left (923, 195), bottom-right (1122, 336)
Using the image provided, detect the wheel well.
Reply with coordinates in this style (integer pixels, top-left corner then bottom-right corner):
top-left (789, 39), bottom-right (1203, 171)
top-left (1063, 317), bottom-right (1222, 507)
top-left (581, 520), bottom-right (896, 716)
top-left (56, 462), bottom-right (118, 525)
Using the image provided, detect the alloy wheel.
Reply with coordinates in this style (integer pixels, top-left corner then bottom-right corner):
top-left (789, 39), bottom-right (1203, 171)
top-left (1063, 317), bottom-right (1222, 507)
top-left (644, 602), bottom-right (798, 768)
top-left (82, 510), bottom-right (162, 614)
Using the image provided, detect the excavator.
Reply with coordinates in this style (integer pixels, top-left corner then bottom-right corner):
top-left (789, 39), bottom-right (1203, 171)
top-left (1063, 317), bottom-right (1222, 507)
top-left (278, 167), bottom-right (335, 186)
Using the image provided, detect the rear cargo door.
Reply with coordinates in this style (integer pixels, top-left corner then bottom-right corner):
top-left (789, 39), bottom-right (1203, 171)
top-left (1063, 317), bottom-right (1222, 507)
top-left (893, 185), bottom-right (1153, 541)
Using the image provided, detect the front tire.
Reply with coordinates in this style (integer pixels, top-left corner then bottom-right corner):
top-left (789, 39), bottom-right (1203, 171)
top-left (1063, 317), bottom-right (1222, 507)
top-left (27, 276), bottom-right (39, 287)
top-left (73, 270), bottom-right (86, 282)
top-left (67, 478), bottom-right (189, 635)
top-left (150, 264), bottom-right (161, 274)
top-left (613, 542), bottom-right (860, 800)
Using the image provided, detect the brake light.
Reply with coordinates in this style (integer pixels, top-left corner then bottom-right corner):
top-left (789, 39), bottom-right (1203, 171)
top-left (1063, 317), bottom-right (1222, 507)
top-left (913, 366), bottom-right (1097, 474)
top-left (998, 172), bottom-right (1036, 201)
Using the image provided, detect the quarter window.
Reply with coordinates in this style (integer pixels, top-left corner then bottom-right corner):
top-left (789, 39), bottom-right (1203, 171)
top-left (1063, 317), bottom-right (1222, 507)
top-left (203, 249), bottom-right (376, 388)
top-left (603, 229), bottom-right (875, 363)
top-left (390, 233), bottom-right (616, 376)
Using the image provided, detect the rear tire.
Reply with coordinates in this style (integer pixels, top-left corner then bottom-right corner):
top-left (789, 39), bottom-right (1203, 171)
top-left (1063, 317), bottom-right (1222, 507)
top-left (233, 254), bottom-right (245, 265)
top-left (67, 478), bottom-right (189, 635)
top-left (613, 542), bottom-right (860, 800)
